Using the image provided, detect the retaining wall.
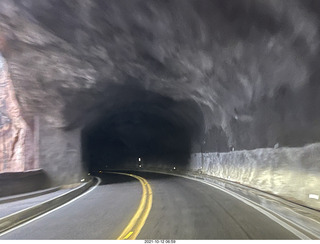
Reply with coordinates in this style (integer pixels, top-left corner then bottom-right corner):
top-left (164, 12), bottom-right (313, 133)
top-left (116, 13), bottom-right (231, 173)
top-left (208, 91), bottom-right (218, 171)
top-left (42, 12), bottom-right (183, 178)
top-left (189, 143), bottom-right (320, 210)
top-left (0, 169), bottom-right (50, 197)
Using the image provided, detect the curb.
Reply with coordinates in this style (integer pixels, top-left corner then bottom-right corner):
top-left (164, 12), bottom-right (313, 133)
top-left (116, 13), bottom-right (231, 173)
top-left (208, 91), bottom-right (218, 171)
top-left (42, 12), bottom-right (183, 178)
top-left (186, 173), bottom-right (320, 239)
top-left (0, 187), bottom-right (61, 205)
top-left (0, 177), bottom-right (96, 235)
top-left (127, 169), bottom-right (320, 239)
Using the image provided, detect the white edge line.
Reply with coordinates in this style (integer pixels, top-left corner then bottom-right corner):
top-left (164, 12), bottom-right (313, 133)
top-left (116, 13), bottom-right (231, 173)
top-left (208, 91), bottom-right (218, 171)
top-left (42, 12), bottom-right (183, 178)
top-left (141, 170), bottom-right (311, 240)
top-left (190, 177), bottom-right (311, 240)
top-left (0, 177), bottom-right (101, 237)
top-left (1, 180), bottom-right (91, 220)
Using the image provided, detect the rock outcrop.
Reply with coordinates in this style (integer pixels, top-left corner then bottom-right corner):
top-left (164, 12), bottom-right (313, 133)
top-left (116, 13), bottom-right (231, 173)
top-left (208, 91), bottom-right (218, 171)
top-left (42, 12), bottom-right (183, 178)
top-left (0, 53), bottom-right (35, 172)
top-left (0, 0), bottom-right (319, 152)
top-left (0, 1), bottom-right (320, 199)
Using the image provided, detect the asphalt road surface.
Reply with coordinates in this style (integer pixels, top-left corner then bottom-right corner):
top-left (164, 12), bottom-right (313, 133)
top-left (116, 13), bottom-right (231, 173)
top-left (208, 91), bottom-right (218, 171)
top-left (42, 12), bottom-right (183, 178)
top-left (0, 171), bottom-right (299, 240)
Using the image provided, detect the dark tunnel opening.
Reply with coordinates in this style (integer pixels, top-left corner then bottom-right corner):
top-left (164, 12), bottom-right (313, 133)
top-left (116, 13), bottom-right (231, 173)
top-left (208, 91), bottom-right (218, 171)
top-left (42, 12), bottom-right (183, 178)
top-left (81, 85), bottom-right (205, 172)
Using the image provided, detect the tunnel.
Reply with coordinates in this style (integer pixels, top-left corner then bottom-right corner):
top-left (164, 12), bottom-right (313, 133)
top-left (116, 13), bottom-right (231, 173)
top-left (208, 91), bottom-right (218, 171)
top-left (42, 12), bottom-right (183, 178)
top-left (0, 0), bottom-right (320, 215)
top-left (80, 84), bottom-right (205, 171)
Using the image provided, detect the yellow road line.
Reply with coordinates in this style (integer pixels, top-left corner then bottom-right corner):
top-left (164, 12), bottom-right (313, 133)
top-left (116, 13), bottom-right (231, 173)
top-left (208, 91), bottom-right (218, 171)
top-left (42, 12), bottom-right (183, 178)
top-left (111, 172), bottom-right (152, 240)
top-left (124, 231), bottom-right (133, 239)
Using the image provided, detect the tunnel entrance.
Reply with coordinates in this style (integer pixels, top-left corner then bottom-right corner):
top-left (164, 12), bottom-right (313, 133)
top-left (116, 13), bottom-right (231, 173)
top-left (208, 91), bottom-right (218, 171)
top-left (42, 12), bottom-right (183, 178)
top-left (81, 85), bottom-right (204, 172)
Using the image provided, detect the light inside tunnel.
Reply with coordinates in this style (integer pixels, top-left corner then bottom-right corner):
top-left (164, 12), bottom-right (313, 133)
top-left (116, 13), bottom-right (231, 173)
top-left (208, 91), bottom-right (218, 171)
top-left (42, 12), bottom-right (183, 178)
top-left (81, 85), bottom-right (205, 172)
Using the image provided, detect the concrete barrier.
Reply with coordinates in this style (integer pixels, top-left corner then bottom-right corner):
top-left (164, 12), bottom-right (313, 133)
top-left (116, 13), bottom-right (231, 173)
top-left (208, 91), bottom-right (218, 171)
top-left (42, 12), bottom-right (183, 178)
top-left (189, 143), bottom-right (320, 211)
top-left (130, 168), bottom-right (320, 239)
top-left (0, 169), bottom-right (51, 197)
top-left (0, 177), bottom-right (96, 234)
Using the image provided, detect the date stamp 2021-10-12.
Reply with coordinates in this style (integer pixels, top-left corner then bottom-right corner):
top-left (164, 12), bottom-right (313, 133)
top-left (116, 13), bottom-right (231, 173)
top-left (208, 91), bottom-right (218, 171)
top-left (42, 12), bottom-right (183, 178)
top-left (144, 240), bottom-right (176, 244)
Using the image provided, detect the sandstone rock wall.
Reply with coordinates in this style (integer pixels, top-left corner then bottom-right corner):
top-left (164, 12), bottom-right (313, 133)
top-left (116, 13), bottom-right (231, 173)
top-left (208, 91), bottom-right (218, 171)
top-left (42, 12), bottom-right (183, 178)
top-left (1, 0), bottom-right (320, 151)
top-left (0, 53), bottom-right (35, 172)
top-left (1, 0), bottom-right (320, 192)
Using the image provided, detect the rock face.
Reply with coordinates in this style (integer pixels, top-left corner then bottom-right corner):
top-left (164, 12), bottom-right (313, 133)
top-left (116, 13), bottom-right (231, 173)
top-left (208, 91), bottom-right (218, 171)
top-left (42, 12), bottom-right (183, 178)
top-left (0, 53), bottom-right (35, 172)
top-left (0, 0), bottom-right (320, 152)
top-left (0, 0), bottom-right (320, 195)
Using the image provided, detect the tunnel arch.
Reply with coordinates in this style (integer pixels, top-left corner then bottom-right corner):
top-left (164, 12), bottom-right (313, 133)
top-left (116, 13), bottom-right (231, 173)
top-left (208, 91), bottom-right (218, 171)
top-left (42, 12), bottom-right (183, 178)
top-left (80, 84), bottom-right (205, 172)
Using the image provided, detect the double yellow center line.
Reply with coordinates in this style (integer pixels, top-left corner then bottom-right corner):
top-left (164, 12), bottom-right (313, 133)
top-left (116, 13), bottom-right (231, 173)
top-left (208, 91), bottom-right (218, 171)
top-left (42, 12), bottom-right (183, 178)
top-left (115, 173), bottom-right (153, 240)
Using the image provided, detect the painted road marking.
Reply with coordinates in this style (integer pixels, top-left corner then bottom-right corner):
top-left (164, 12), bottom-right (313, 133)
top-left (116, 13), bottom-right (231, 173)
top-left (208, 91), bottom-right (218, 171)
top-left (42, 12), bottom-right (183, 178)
top-left (0, 177), bottom-right (102, 237)
top-left (140, 170), bottom-right (314, 240)
top-left (124, 231), bottom-right (133, 239)
top-left (309, 194), bottom-right (319, 200)
top-left (111, 172), bottom-right (153, 240)
top-left (175, 173), bottom-right (311, 239)
top-left (195, 178), bottom-right (311, 240)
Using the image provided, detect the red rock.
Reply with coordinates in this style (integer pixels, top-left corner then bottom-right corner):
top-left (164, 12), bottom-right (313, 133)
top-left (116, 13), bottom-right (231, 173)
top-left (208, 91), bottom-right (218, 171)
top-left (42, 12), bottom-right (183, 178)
top-left (0, 55), bottom-right (35, 172)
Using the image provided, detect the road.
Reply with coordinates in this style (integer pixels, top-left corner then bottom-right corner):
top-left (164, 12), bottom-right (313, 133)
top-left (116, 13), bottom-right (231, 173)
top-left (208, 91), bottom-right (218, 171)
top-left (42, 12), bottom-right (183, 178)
top-left (0, 171), bottom-right (299, 240)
